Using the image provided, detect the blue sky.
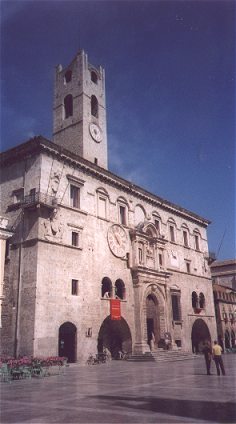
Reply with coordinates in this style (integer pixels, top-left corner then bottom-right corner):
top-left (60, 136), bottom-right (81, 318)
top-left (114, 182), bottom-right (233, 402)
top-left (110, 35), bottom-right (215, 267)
top-left (1, 0), bottom-right (235, 260)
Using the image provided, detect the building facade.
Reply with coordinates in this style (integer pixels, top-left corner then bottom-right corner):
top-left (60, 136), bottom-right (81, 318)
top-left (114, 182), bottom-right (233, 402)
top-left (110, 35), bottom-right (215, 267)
top-left (211, 260), bottom-right (236, 350)
top-left (0, 51), bottom-right (217, 362)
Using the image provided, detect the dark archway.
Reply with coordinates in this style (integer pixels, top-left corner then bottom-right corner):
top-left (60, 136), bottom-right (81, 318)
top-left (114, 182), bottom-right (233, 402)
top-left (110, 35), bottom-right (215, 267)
top-left (225, 330), bottom-right (230, 349)
top-left (58, 322), bottom-right (77, 363)
top-left (191, 319), bottom-right (211, 353)
top-left (146, 294), bottom-right (160, 349)
top-left (97, 316), bottom-right (132, 358)
top-left (231, 330), bottom-right (235, 348)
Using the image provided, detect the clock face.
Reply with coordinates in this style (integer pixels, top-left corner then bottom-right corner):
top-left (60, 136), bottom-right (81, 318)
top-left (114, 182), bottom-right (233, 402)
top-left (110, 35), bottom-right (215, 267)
top-left (89, 123), bottom-right (102, 143)
top-left (107, 224), bottom-right (127, 258)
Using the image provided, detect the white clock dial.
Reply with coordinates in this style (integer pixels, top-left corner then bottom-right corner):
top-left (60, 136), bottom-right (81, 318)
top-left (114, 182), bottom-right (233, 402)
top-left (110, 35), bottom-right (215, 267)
top-left (107, 224), bottom-right (127, 258)
top-left (89, 123), bottom-right (102, 143)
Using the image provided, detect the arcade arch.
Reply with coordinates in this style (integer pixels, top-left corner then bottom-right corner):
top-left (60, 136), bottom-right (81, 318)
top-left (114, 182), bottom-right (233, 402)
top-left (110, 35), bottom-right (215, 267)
top-left (97, 316), bottom-right (132, 358)
top-left (191, 319), bottom-right (211, 353)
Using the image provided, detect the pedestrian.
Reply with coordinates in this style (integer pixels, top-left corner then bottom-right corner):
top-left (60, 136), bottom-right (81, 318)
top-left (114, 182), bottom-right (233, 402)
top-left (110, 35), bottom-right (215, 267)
top-left (212, 340), bottom-right (226, 376)
top-left (202, 341), bottom-right (212, 375)
top-left (150, 332), bottom-right (155, 351)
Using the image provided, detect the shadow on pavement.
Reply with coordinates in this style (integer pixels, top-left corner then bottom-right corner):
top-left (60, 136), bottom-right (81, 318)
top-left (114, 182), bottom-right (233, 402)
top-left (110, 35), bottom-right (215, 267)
top-left (90, 394), bottom-right (236, 423)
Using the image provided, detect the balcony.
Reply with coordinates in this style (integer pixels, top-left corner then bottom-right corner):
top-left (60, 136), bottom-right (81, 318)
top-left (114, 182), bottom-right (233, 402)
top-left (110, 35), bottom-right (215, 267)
top-left (22, 192), bottom-right (57, 210)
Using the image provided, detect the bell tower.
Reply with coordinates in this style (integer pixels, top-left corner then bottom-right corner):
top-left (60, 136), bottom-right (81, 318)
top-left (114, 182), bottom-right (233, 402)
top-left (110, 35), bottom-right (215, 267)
top-left (53, 50), bottom-right (108, 169)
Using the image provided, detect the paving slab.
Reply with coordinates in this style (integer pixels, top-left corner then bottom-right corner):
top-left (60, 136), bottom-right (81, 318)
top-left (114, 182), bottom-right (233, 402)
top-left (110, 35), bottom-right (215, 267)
top-left (1, 354), bottom-right (236, 423)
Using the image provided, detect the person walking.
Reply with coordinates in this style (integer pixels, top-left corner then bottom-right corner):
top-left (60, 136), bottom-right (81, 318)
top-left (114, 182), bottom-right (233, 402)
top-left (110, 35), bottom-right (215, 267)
top-left (202, 341), bottom-right (212, 375)
top-left (212, 340), bottom-right (226, 375)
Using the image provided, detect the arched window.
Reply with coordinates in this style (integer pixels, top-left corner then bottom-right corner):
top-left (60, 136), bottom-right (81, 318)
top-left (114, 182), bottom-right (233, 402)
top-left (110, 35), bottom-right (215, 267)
top-left (115, 279), bottom-right (125, 300)
top-left (117, 197), bottom-right (128, 226)
top-left (193, 230), bottom-right (201, 251)
top-left (91, 95), bottom-right (98, 118)
top-left (182, 225), bottom-right (189, 247)
top-left (199, 292), bottom-right (205, 309)
top-left (64, 70), bottom-right (72, 83)
top-left (91, 70), bottom-right (98, 83)
top-left (192, 291), bottom-right (198, 308)
top-left (134, 204), bottom-right (146, 226)
top-left (101, 277), bottom-right (112, 298)
top-left (64, 94), bottom-right (73, 118)
top-left (152, 212), bottom-right (162, 234)
top-left (168, 219), bottom-right (177, 243)
top-left (97, 188), bottom-right (109, 219)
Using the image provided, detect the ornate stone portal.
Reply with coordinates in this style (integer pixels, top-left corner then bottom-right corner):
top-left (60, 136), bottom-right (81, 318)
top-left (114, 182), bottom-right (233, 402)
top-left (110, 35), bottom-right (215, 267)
top-left (130, 222), bottom-right (171, 354)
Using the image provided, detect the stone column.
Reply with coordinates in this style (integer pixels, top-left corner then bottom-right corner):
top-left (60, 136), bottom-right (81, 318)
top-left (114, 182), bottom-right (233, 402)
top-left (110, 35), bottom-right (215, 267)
top-left (132, 281), bottom-right (150, 354)
top-left (0, 216), bottom-right (13, 328)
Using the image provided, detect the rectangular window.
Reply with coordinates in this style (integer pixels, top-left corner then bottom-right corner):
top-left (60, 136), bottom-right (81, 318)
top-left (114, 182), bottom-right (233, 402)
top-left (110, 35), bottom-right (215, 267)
top-left (154, 220), bottom-right (160, 232)
top-left (138, 247), bottom-right (143, 264)
top-left (71, 279), bottom-right (78, 296)
top-left (186, 261), bottom-right (191, 274)
top-left (72, 231), bottom-right (79, 247)
top-left (183, 230), bottom-right (188, 247)
top-left (70, 185), bottom-right (80, 208)
top-left (169, 225), bottom-right (175, 242)
top-left (195, 235), bottom-right (200, 251)
top-left (171, 295), bottom-right (181, 321)
top-left (14, 188), bottom-right (24, 204)
top-left (159, 253), bottom-right (163, 267)
top-left (119, 205), bottom-right (126, 225)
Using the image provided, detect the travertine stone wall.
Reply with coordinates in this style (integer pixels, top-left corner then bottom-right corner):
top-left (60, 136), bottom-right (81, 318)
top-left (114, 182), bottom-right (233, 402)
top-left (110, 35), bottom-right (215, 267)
top-left (0, 141), bottom-right (217, 360)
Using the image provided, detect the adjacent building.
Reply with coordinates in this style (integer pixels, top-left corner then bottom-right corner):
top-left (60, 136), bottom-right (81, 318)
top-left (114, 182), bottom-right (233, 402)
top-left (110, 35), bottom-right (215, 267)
top-left (211, 260), bottom-right (236, 350)
top-left (0, 50), bottom-right (217, 362)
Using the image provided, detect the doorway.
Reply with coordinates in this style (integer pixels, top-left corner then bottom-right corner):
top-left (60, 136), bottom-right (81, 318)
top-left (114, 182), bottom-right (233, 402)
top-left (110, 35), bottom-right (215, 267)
top-left (146, 294), bottom-right (160, 348)
top-left (58, 322), bottom-right (77, 363)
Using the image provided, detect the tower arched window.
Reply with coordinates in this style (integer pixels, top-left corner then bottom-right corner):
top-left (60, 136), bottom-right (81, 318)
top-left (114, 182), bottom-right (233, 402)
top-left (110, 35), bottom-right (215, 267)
top-left (64, 70), bottom-right (72, 84)
top-left (115, 279), bottom-right (125, 300)
top-left (91, 95), bottom-right (98, 118)
top-left (101, 277), bottom-right (112, 298)
top-left (192, 291), bottom-right (198, 308)
top-left (91, 71), bottom-right (98, 84)
top-left (199, 292), bottom-right (205, 309)
top-left (64, 94), bottom-right (73, 118)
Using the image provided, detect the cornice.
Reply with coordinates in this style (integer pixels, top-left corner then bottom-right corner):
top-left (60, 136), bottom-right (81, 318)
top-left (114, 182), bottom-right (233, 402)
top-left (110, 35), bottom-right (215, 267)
top-left (0, 136), bottom-right (211, 227)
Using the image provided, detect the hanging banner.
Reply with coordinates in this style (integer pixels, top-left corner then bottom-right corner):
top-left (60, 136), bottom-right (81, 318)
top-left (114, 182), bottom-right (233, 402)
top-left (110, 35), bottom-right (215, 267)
top-left (110, 299), bottom-right (121, 320)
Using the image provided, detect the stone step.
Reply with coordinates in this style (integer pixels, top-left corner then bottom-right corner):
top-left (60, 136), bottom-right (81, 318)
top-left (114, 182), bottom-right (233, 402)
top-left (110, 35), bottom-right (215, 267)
top-left (127, 352), bottom-right (155, 362)
top-left (127, 350), bottom-right (199, 363)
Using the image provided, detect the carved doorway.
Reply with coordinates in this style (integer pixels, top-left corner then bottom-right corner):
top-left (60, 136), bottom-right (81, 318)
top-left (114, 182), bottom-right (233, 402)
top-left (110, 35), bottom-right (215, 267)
top-left (146, 294), bottom-right (160, 349)
top-left (58, 322), bottom-right (77, 363)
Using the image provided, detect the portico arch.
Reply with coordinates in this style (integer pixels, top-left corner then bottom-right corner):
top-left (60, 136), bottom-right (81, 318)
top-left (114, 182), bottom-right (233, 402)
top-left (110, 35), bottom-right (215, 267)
top-left (98, 316), bottom-right (132, 358)
top-left (191, 319), bottom-right (211, 353)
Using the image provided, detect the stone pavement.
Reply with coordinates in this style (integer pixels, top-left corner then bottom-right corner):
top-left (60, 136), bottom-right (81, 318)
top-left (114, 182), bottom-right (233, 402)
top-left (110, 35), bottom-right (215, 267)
top-left (1, 354), bottom-right (236, 423)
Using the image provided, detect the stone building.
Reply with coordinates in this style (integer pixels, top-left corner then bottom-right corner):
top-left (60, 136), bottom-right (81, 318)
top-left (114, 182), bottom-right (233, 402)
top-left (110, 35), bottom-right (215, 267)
top-left (211, 259), bottom-right (236, 290)
top-left (0, 50), bottom-right (217, 362)
top-left (211, 260), bottom-right (236, 350)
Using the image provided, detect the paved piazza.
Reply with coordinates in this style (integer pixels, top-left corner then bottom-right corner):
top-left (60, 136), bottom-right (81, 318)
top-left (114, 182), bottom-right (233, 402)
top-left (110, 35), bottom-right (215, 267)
top-left (1, 355), bottom-right (236, 424)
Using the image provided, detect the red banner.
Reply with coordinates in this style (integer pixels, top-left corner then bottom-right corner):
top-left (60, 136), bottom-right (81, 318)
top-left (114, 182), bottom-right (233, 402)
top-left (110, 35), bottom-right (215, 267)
top-left (110, 299), bottom-right (121, 320)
